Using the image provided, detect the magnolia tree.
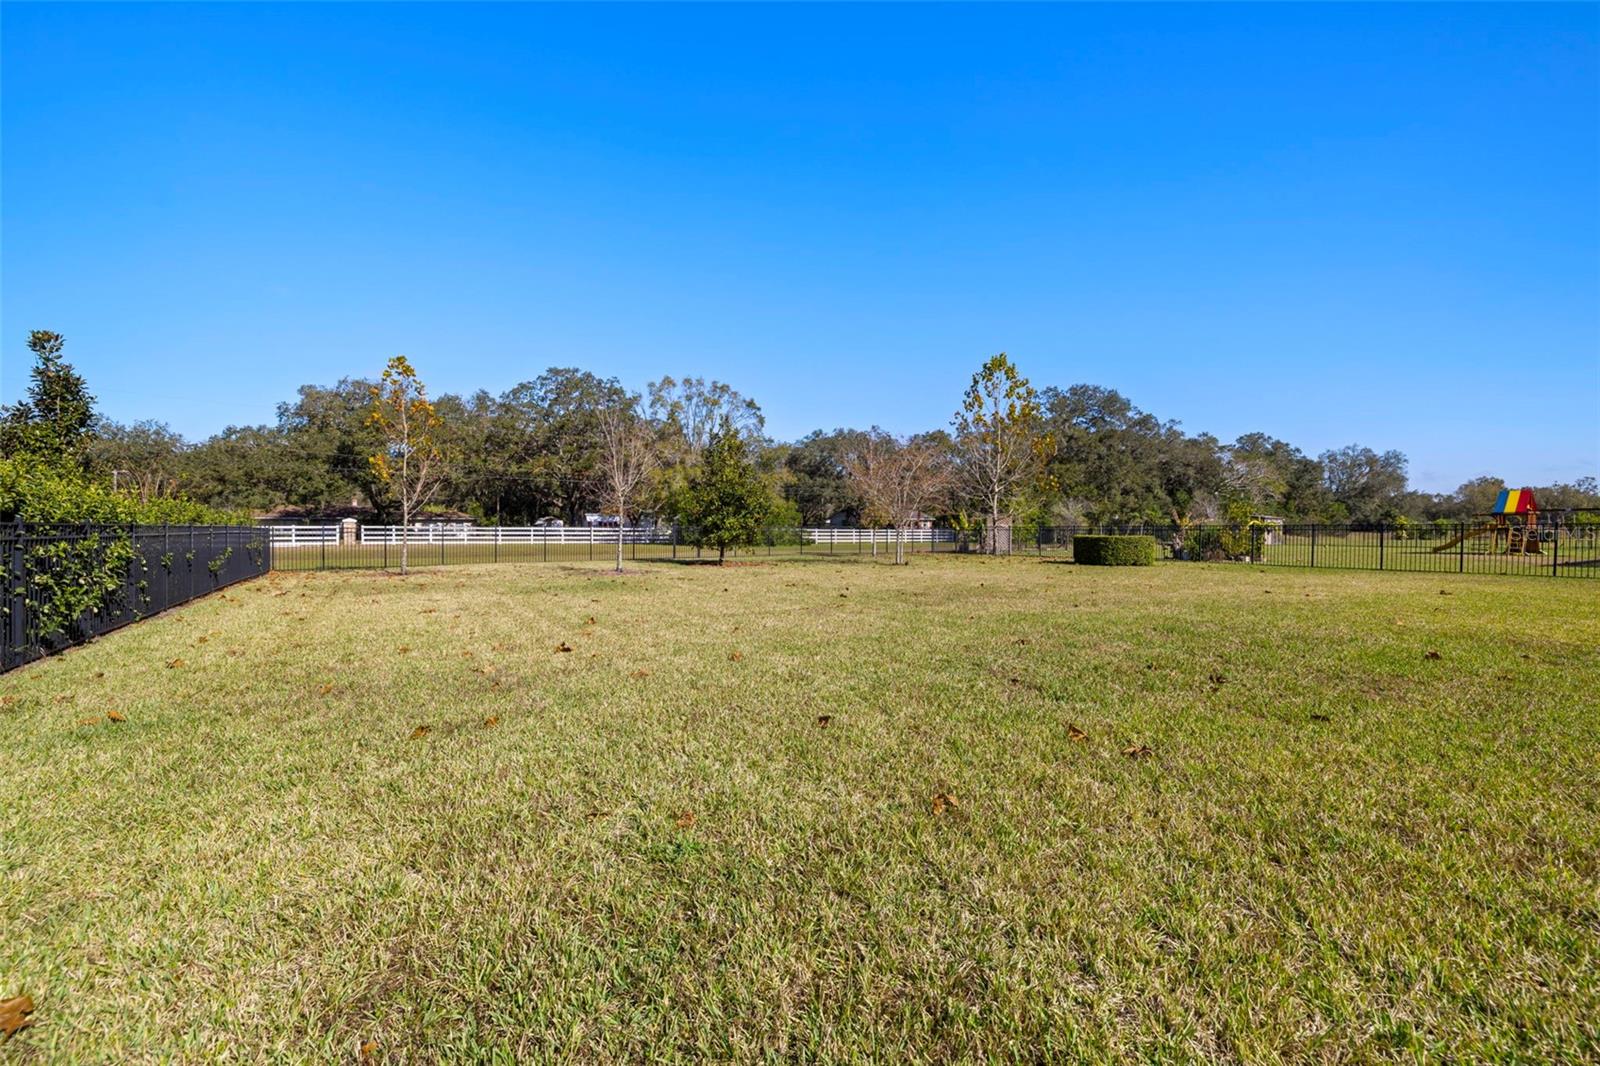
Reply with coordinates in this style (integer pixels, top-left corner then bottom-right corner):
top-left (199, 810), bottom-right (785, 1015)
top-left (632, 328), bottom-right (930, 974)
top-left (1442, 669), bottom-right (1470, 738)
top-left (952, 353), bottom-right (1052, 553)
top-left (682, 418), bottom-right (772, 564)
top-left (596, 397), bottom-right (658, 573)
top-left (843, 430), bottom-right (952, 564)
top-left (367, 355), bottom-right (445, 575)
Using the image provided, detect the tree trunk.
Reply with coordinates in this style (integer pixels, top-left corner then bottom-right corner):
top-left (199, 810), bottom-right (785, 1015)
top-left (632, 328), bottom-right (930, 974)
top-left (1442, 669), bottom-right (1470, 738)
top-left (989, 498), bottom-right (999, 555)
top-left (615, 522), bottom-right (624, 573)
top-left (718, 543), bottom-right (726, 565)
top-left (896, 528), bottom-right (905, 566)
top-left (400, 500), bottom-right (410, 575)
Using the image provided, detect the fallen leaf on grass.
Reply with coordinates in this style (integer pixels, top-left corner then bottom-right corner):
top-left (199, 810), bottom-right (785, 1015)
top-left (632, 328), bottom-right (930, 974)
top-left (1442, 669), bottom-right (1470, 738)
top-left (630, 669), bottom-right (651, 679)
top-left (555, 643), bottom-right (573, 653)
top-left (675, 810), bottom-right (696, 829)
top-left (1067, 724), bottom-right (1088, 742)
top-left (360, 1040), bottom-right (379, 1062)
top-left (319, 683), bottom-right (334, 696)
top-left (1423, 651), bottom-right (1442, 661)
top-left (78, 716), bottom-right (103, 726)
top-left (729, 651), bottom-right (744, 662)
top-left (409, 725), bottom-right (431, 740)
top-left (1123, 744), bottom-right (1154, 759)
top-left (107, 711), bottom-right (126, 723)
top-left (482, 716), bottom-right (498, 728)
top-left (195, 635), bottom-right (209, 645)
top-left (931, 792), bottom-right (958, 816)
top-left (166, 658), bottom-right (185, 669)
top-left (584, 616), bottom-right (596, 626)
top-left (397, 646), bottom-right (411, 654)
top-left (1439, 589), bottom-right (1453, 596)
top-left (817, 714), bottom-right (831, 728)
top-left (0, 994), bottom-right (34, 1039)
top-left (1310, 714), bottom-right (1332, 722)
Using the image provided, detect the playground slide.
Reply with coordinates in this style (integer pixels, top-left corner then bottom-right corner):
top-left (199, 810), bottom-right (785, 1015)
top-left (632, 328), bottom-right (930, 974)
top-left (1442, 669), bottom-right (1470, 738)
top-left (1431, 523), bottom-right (1494, 553)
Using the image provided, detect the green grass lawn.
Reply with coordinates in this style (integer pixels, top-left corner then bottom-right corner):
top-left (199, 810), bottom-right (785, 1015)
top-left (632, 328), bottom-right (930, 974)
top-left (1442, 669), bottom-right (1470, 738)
top-left (3, 557), bottom-right (1597, 1061)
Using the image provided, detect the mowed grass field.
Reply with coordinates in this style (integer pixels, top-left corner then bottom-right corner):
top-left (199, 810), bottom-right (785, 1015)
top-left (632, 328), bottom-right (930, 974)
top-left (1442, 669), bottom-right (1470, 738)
top-left (2, 557), bottom-right (1597, 1062)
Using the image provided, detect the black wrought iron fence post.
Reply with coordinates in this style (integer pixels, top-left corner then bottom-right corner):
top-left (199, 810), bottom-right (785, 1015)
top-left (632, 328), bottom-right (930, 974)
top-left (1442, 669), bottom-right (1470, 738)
top-left (1378, 524), bottom-right (1385, 571)
top-left (1458, 523), bottom-right (1465, 573)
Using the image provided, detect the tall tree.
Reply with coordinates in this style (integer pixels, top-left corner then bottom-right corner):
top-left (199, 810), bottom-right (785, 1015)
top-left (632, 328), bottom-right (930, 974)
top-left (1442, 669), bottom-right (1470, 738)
top-left (1041, 384), bottom-right (1166, 522)
top-left (496, 369), bottom-right (628, 524)
top-left (1319, 444), bottom-right (1409, 523)
top-left (88, 420), bottom-right (186, 502)
top-left (277, 379), bottom-right (391, 516)
top-left (683, 418), bottom-right (773, 563)
top-left (1, 331), bottom-right (97, 467)
top-left (367, 356), bottom-right (446, 574)
top-left (647, 376), bottom-right (765, 462)
top-left (952, 353), bottom-right (1051, 553)
top-left (843, 429), bottom-right (952, 564)
top-left (783, 428), bottom-right (868, 526)
top-left (596, 396), bottom-right (658, 573)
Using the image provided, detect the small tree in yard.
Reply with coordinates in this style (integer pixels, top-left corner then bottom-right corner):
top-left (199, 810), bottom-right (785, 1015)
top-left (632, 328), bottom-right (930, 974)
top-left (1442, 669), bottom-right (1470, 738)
top-left (683, 418), bottom-right (772, 564)
top-left (597, 398), bottom-right (658, 573)
top-left (952, 353), bottom-right (1052, 554)
top-left (367, 356), bottom-right (445, 575)
top-left (844, 430), bottom-right (952, 565)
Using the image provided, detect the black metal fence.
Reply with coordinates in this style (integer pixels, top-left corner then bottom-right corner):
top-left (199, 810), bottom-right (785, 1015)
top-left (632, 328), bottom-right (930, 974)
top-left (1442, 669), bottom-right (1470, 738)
top-left (263, 520), bottom-right (1599, 579)
top-left (266, 525), bottom-right (963, 572)
top-left (1, 524), bottom-right (270, 672)
top-left (1029, 522), bottom-right (1599, 578)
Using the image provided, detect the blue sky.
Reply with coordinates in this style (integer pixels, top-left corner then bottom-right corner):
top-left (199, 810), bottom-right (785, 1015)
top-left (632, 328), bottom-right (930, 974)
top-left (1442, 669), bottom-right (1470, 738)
top-left (3, 2), bottom-right (1596, 492)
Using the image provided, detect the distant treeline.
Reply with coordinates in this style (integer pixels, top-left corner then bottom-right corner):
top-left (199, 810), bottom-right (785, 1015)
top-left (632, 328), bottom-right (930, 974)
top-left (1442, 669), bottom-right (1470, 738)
top-left (8, 334), bottom-right (1597, 529)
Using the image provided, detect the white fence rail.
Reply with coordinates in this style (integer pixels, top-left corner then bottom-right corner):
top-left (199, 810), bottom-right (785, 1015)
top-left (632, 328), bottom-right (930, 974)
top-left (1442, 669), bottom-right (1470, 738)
top-left (805, 527), bottom-right (955, 544)
top-left (267, 524), bottom-right (959, 547)
top-left (265, 525), bottom-right (341, 546)
top-left (358, 525), bottom-right (676, 545)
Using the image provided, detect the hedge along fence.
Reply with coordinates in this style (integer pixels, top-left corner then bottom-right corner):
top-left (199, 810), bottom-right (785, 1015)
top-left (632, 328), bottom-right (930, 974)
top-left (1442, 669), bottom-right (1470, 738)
top-left (1072, 534), bottom-right (1158, 566)
top-left (1, 524), bottom-right (270, 672)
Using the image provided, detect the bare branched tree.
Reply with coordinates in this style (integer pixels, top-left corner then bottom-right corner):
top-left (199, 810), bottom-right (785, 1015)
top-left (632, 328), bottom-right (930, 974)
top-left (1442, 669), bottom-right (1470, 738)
top-left (844, 430), bottom-right (952, 564)
top-left (952, 353), bottom-right (1051, 554)
top-left (367, 355), bottom-right (446, 575)
top-left (597, 398), bottom-right (658, 573)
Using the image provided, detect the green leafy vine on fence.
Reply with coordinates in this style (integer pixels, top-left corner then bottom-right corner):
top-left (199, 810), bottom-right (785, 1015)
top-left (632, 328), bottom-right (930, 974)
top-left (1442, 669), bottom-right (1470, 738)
top-left (2, 455), bottom-right (250, 645)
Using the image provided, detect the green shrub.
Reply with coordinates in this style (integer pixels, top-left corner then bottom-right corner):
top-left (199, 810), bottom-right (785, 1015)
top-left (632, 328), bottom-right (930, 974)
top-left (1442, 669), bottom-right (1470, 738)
top-left (1, 456), bottom-right (249, 644)
top-left (1073, 534), bottom-right (1157, 566)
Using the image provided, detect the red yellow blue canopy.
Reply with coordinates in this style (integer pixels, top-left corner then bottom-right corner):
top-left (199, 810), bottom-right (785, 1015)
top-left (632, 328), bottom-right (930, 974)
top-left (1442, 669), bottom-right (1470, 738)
top-left (1491, 488), bottom-right (1537, 515)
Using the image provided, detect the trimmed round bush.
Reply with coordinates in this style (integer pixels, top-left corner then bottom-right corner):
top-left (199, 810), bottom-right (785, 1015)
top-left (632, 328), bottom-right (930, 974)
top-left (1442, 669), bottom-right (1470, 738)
top-left (1073, 534), bottom-right (1157, 566)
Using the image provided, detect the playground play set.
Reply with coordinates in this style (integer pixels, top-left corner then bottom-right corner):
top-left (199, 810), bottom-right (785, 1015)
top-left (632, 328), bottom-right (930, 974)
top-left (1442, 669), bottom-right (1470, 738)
top-left (1432, 488), bottom-right (1543, 555)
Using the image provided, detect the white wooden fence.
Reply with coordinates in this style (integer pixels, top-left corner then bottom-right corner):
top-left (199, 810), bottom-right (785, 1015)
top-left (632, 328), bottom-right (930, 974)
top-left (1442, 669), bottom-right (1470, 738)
top-left (265, 525), bottom-right (341, 546)
top-left (266, 524), bottom-right (958, 547)
top-left (804, 527), bottom-right (954, 545)
top-left (358, 524), bottom-right (675, 545)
